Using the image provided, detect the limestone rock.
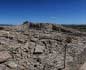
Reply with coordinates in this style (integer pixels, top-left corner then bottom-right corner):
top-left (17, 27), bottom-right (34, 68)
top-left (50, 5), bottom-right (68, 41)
top-left (80, 62), bottom-right (86, 70)
top-left (33, 45), bottom-right (45, 54)
top-left (0, 51), bottom-right (11, 63)
top-left (0, 22), bottom-right (86, 70)
top-left (6, 61), bottom-right (18, 69)
top-left (0, 64), bottom-right (6, 70)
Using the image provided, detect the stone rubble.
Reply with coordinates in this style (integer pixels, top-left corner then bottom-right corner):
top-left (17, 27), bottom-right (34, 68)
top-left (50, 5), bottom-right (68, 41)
top-left (0, 22), bottom-right (86, 70)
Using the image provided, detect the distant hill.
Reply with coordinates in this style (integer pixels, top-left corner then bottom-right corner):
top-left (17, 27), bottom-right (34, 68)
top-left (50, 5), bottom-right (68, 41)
top-left (62, 24), bottom-right (86, 32)
top-left (0, 24), bottom-right (14, 26)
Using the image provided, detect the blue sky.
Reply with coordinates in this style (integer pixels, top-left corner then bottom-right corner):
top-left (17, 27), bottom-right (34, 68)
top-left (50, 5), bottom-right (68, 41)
top-left (0, 0), bottom-right (86, 24)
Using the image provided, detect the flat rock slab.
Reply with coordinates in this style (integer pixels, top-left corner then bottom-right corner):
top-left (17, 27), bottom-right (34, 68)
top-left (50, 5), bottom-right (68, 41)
top-left (0, 51), bottom-right (11, 63)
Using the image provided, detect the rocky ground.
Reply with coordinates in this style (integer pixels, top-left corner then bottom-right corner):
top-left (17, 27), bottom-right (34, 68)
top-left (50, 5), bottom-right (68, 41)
top-left (0, 22), bottom-right (86, 70)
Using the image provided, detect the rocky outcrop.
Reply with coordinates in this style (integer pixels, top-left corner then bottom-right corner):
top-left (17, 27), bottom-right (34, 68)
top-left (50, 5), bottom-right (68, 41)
top-left (0, 22), bottom-right (86, 70)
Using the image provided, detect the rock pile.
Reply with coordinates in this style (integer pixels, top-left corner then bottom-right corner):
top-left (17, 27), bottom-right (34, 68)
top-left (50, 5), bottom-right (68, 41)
top-left (0, 22), bottom-right (86, 70)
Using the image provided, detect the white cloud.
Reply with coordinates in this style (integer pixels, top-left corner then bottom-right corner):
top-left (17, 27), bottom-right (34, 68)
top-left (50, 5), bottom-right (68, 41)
top-left (50, 17), bottom-right (57, 19)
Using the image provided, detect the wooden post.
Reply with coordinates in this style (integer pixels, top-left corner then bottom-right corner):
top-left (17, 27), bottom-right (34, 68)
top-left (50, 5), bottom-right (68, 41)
top-left (64, 44), bottom-right (67, 69)
top-left (63, 37), bottom-right (72, 69)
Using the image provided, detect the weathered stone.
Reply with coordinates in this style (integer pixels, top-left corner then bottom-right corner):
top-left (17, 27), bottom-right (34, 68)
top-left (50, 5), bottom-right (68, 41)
top-left (0, 64), bottom-right (6, 70)
top-left (6, 61), bottom-right (18, 69)
top-left (0, 22), bottom-right (86, 70)
top-left (0, 51), bottom-right (11, 63)
top-left (33, 45), bottom-right (45, 54)
top-left (30, 37), bottom-right (38, 42)
top-left (80, 62), bottom-right (86, 70)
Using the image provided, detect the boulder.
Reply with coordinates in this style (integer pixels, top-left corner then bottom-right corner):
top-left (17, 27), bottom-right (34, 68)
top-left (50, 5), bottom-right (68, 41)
top-left (6, 61), bottom-right (18, 69)
top-left (0, 51), bottom-right (11, 63)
